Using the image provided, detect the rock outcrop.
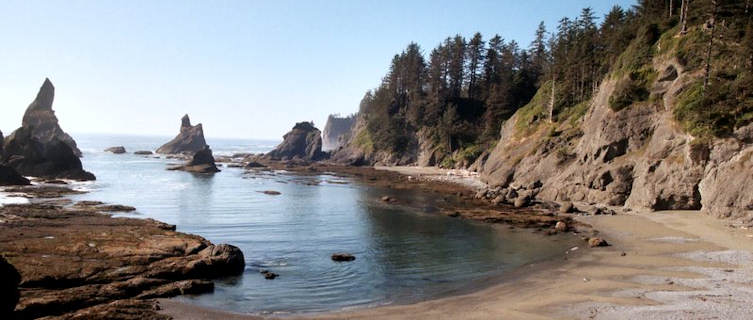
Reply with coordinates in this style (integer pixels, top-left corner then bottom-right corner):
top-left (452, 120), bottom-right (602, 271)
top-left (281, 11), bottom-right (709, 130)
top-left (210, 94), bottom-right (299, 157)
top-left (17, 78), bottom-right (82, 157)
top-left (322, 114), bottom-right (356, 151)
top-left (2, 126), bottom-right (95, 181)
top-left (0, 255), bottom-right (20, 314)
top-left (105, 146), bottom-right (126, 154)
top-left (156, 115), bottom-right (207, 154)
top-left (0, 165), bottom-right (30, 186)
top-left (169, 145), bottom-right (220, 173)
top-left (0, 197), bottom-right (245, 319)
top-left (265, 122), bottom-right (325, 161)
top-left (1, 79), bottom-right (95, 181)
top-left (477, 56), bottom-right (753, 220)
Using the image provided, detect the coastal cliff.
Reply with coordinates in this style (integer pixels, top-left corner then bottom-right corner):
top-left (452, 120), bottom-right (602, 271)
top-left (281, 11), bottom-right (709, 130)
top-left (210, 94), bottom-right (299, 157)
top-left (331, 3), bottom-right (753, 220)
top-left (322, 114), bottom-right (357, 151)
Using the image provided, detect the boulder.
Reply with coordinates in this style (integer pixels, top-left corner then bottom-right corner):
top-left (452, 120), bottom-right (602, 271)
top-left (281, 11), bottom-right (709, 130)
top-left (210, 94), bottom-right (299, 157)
top-left (105, 146), bottom-right (126, 154)
top-left (16, 78), bottom-right (82, 157)
top-left (559, 201), bottom-right (574, 214)
top-left (169, 146), bottom-right (220, 174)
top-left (0, 165), bottom-right (30, 186)
top-left (260, 270), bottom-right (278, 280)
top-left (3, 126), bottom-right (95, 181)
top-left (331, 253), bottom-right (356, 262)
top-left (156, 115), bottom-right (208, 154)
top-left (554, 221), bottom-right (568, 232)
top-left (245, 161), bottom-right (266, 168)
top-left (588, 238), bottom-right (609, 247)
top-left (0, 256), bottom-right (20, 314)
top-left (265, 122), bottom-right (325, 161)
top-left (259, 190), bottom-right (281, 195)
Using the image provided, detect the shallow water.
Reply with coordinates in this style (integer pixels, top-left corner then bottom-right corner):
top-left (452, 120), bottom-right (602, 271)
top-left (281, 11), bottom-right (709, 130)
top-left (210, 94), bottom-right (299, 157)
top-left (64, 133), bottom-right (575, 315)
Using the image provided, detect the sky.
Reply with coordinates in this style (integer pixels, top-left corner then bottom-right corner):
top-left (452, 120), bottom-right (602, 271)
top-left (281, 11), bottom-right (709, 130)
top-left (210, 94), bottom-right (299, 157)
top-left (0, 0), bottom-right (636, 140)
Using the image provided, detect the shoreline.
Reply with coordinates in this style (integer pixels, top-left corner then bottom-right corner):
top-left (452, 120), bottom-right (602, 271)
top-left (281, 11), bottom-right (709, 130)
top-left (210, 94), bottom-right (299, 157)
top-left (0, 183), bottom-right (245, 319)
top-left (158, 164), bottom-right (753, 320)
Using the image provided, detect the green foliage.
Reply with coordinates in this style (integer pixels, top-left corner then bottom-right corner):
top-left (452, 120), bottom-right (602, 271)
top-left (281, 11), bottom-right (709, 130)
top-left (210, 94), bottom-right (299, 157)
top-left (514, 80), bottom-right (553, 134)
top-left (353, 127), bottom-right (374, 154)
top-left (609, 70), bottom-right (655, 111)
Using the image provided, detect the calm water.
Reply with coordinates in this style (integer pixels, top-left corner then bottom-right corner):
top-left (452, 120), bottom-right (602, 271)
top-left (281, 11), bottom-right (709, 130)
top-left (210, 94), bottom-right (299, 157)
top-left (62, 133), bottom-right (574, 315)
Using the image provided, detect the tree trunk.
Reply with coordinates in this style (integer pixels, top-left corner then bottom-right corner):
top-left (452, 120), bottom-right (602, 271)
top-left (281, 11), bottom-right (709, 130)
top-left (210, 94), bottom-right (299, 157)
top-left (549, 78), bottom-right (556, 123)
top-left (680, 0), bottom-right (689, 35)
top-left (703, 0), bottom-right (718, 92)
top-left (669, 0), bottom-right (674, 18)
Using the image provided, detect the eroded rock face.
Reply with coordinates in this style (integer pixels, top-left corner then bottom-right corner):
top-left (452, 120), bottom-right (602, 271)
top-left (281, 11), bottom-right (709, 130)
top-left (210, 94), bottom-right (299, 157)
top-left (478, 58), bottom-right (753, 220)
top-left (265, 122), bottom-right (325, 161)
top-left (18, 78), bottom-right (82, 157)
top-left (1, 79), bottom-right (95, 181)
top-left (169, 145), bottom-right (220, 173)
top-left (322, 114), bottom-right (356, 151)
top-left (156, 115), bottom-right (207, 154)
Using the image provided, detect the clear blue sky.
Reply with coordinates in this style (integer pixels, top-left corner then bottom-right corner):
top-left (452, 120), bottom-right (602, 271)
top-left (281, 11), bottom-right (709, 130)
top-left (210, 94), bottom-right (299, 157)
top-left (0, 0), bottom-right (635, 140)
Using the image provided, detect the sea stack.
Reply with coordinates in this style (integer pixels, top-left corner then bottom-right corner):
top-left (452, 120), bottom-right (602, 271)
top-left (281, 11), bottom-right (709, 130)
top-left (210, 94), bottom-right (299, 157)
top-left (265, 121), bottom-right (325, 161)
top-left (1, 79), bottom-right (95, 181)
top-left (169, 145), bottom-right (220, 173)
top-left (156, 114), bottom-right (207, 154)
top-left (18, 78), bottom-right (82, 157)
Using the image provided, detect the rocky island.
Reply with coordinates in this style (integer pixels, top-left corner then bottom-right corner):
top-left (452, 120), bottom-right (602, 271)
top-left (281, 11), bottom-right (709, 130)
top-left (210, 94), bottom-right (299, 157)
top-left (1, 79), bottom-right (94, 181)
top-left (156, 115), bottom-right (208, 155)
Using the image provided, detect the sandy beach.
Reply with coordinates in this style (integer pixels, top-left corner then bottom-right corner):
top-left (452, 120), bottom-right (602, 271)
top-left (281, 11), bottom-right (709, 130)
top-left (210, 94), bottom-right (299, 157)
top-left (159, 166), bottom-right (753, 320)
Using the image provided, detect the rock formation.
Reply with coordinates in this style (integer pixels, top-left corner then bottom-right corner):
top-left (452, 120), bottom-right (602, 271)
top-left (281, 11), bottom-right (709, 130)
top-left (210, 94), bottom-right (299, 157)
top-left (156, 114), bottom-right (208, 154)
top-left (476, 57), bottom-right (753, 220)
top-left (322, 114), bottom-right (356, 151)
top-left (0, 255), bottom-right (20, 314)
top-left (0, 165), bottom-right (30, 186)
top-left (1, 79), bottom-right (95, 181)
top-left (18, 78), bottom-right (82, 157)
top-left (105, 146), bottom-right (126, 154)
top-left (0, 197), bottom-right (245, 318)
top-left (169, 145), bottom-right (220, 173)
top-left (265, 121), bottom-right (325, 161)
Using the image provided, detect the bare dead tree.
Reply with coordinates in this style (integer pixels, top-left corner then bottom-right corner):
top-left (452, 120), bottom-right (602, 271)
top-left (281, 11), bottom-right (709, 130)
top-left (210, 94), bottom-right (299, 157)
top-left (703, 0), bottom-right (719, 92)
top-left (680, 0), bottom-right (690, 35)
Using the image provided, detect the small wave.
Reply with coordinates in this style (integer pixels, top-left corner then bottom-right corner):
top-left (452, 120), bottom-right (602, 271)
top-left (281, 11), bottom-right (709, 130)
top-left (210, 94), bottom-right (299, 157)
top-left (0, 193), bottom-right (30, 206)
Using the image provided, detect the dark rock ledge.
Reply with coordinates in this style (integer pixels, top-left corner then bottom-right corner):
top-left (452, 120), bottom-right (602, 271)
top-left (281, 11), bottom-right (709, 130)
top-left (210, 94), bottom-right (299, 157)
top-left (0, 186), bottom-right (244, 319)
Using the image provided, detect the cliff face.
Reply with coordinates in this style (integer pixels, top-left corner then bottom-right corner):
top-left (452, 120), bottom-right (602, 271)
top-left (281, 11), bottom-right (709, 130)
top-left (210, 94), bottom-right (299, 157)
top-left (322, 114), bottom-right (356, 151)
top-left (156, 115), bottom-right (208, 154)
top-left (265, 122), bottom-right (325, 161)
top-left (478, 45), bottom-right (753, 220)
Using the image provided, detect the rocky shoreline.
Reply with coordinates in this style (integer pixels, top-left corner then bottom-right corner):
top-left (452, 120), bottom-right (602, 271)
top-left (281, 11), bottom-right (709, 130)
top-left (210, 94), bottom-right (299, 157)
top-left (0, 183), bottom-right (245, 319)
